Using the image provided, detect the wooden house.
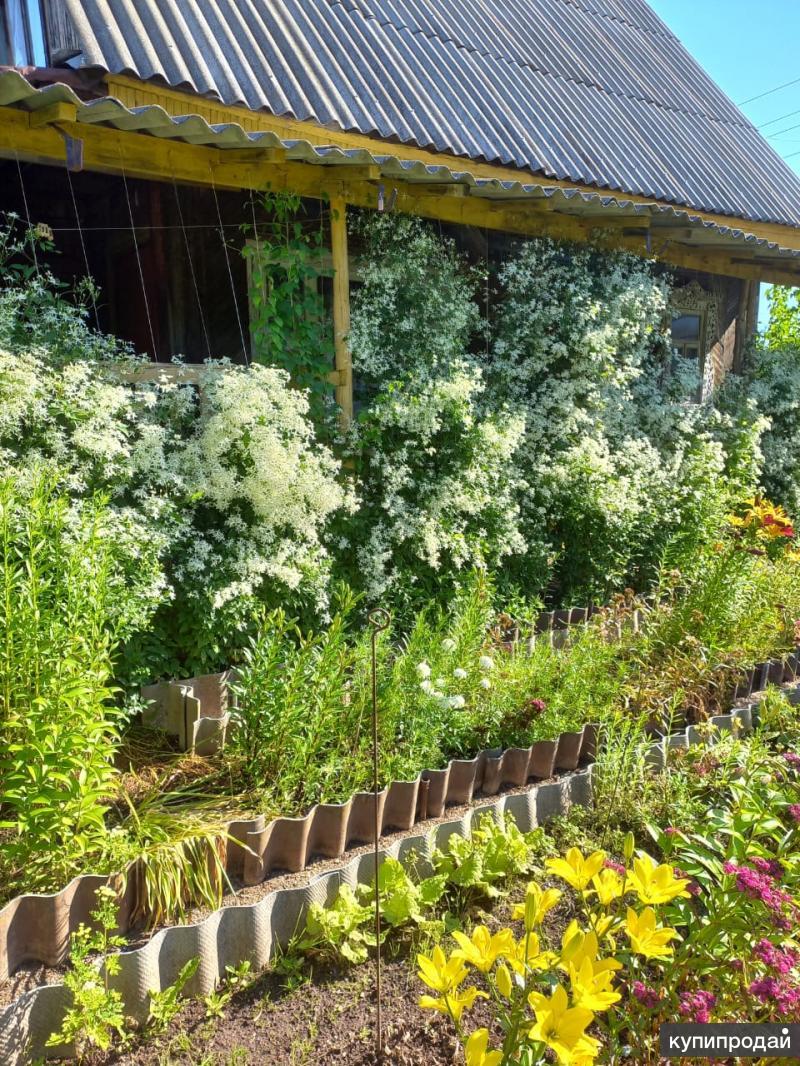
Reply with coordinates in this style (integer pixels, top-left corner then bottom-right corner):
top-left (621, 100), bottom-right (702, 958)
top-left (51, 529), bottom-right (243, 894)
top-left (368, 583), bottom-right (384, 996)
top-left (1, 0), bottom-right (800, 421)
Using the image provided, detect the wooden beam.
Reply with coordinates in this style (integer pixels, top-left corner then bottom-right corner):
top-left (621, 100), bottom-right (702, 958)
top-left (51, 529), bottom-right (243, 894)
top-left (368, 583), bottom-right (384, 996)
top-left (2, 106), bottom-right (800, 286)
top-left (329, 195), bottom-right (353, 428)
top-left (218, 147), bottom-right (287, 164)
top-left (321, 164), bottom-right (382, 182)
top-left (27, 101), bottom-right (78, 128)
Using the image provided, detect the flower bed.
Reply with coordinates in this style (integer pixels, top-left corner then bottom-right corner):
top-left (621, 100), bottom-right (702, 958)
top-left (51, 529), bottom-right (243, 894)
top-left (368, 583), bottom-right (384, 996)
top-left (2, 672), bottom-right (792, 1064)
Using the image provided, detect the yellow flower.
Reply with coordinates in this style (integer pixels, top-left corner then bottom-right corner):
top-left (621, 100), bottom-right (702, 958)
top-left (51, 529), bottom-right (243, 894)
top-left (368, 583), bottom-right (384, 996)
top-left (496, 962), bottom-right (513, 999)
top-left (591, 868), bottom-right (624, 906)
top-left (419, 985), bottom-right (486, 1022)
top-left (590, 914), bottom-right (615, 939)
top-left (529, 984), bottom-right (600, 1065)
top-left (465, 1028), bottom-right (503, 1066)
top-left (626, 855), bottom-right (691, 906)
top-left (513, 882), bottom-right (562, 931)
top-left (451, 925), bottom-right (515, 973)
top-left (625, 907), bottom-right (678, 960)
top-left (568, 956), bottom-right (621, 1012)
top-left (560, 923), bottom-right (621, 975)
top-left (417, 946), bottom-right (467, 994)
top-left (508, 930), bottom-right (557, 976)
top-left (546, 848), bottom-right (606, 891)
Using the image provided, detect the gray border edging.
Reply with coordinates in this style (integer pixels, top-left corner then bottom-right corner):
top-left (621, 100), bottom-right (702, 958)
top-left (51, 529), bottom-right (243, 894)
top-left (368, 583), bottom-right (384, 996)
top-left (0, 768), bottom-right (593, 1064)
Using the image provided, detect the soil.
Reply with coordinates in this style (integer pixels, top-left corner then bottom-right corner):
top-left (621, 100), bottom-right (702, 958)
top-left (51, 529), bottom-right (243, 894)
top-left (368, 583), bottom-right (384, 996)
top-left (91, 886), bottom-right (572, 1066)
top-left (101, 957), bottom-right (467, 1065)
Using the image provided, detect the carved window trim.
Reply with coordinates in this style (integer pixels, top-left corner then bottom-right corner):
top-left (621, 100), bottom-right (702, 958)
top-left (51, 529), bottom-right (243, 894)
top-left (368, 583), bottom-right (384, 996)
top-left (670, 281), bottom-right (717, 401)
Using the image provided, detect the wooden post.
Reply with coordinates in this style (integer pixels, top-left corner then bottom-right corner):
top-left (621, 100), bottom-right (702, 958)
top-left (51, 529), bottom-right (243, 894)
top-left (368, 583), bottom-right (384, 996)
top-left (330, 196), bottom-right (353, 427)
top-left (733, 279), bottom-right (756, 374)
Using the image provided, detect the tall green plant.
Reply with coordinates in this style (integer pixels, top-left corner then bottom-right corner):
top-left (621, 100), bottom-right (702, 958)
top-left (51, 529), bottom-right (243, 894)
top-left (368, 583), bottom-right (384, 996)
top-left (0, 473), bottom-right (121, 897)
top-left (764, 284), bottom-right (800, 350)
top-left (241, 191), bottom-right (334, 421)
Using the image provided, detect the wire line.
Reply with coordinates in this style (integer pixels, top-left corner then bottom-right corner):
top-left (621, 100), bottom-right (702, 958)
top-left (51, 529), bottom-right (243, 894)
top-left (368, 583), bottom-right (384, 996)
top-left (118, 147), bottom-right (158, 359)
top-left (740, 76), bottom-right (800, 106)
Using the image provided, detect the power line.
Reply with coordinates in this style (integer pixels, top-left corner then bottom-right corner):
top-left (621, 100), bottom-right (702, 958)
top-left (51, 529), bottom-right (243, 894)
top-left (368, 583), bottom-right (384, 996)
top-left (786, 148), bottom-right (800, 160)
top-left (767, 120), bottom-right (800, 139)
top-left (759, 106), bottom-right (800, 129)
top-left (739, 75), bottom-right (800, 106)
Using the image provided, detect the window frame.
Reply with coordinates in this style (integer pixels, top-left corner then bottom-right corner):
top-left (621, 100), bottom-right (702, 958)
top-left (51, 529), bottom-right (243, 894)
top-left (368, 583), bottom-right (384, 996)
top-left (0, 0), bottom-right (49, 67)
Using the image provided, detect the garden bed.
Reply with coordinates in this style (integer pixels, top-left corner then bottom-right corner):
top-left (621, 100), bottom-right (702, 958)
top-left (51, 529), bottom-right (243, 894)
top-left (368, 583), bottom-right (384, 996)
top-left (5, 662), bottom-right (791, 1065)
top-left (53, 682), bottom-right (800, 1066)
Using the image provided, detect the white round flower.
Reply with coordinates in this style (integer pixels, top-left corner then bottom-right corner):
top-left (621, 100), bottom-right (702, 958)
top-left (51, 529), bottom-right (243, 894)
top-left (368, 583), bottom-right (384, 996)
top-left (478, 655), bottom-right (494, 671)
top-left (453, 667), bottom-right (467, 679)
top-left (447, 695), bottom-right (466, 709)
top-left (480, 677), bottom-right (491, 690)
top-left (442, 638), bottom-right (456, 652)
top-left (416, 661), bottom-right (432, 679)
top-left (420, 678), bottom-right (434, 694)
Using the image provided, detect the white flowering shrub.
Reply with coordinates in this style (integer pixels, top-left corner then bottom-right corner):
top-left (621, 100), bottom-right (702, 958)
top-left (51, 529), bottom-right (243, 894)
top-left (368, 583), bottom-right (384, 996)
top-left (349, 213), bottom-right (483, 384)
top-left (174, 362), bottom-right (354, 668)
top-left (0, 348), bottom-right (182, 652)
top-left (719, 345), bottom-right (800, 516)
top-left (340, 361), bottom-right (525, 606)
top-left (486, 238), bottom-right (763, 601)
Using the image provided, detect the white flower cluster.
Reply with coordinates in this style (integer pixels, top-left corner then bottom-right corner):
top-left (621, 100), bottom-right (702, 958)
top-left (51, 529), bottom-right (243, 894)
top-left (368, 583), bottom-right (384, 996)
top-left (345, 220), bottom-right (766, 606)
top-left (0, 346), bottom-right (355, 677)
top-left (178, 363), bottom-right (355, 629)
top-left (343, 360), bottom-right (526, 601)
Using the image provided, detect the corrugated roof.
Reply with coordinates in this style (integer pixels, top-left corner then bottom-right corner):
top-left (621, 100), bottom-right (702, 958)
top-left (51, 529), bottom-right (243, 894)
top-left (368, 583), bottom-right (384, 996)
top-left (56, 0), bottom-right (800, 229)
top-left (2, 68), bottom-right (800, 282)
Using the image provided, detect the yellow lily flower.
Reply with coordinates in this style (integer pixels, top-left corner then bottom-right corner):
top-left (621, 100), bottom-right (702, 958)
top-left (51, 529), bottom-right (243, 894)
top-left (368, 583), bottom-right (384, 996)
top-left (496, 962), bottom-right (513, 999)
top-left (559, 923), bottom-right (621, 974)
top-left (591, 868), bottom-right (624, 906)
top-left (465, 1028), bottom-right (503, 1066)
top-left (513, 882), bottom-right (562, 931)
top-left (625, 907), bottom-right (678, 959)
top-left (419, 985), bottom-right (486, 1022)
top-left (417, 946), bottom-right (468, 993)
top-left (626, 855), bottom-right (691, 906)
top-left (451, 925), bottom-right (515, 973)
top-left (568, 956), bottom-right (622, 1012)
top-left (508, 930), bottom-right (557, 976)
top-left (529, 984), bottom-right (600, 1065)
top-left (546, 848), bottom-right (606, 891)
top-left (590, 913), bottom-right (616, 939)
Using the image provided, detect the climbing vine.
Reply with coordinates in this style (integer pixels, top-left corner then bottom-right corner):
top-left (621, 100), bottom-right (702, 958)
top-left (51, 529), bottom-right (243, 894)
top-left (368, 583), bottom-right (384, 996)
top-left (241, 191), bottom-right (334, 422)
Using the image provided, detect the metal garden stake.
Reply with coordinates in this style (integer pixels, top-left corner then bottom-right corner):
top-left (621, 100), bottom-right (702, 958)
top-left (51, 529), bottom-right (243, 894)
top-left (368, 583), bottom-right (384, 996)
top-left (369, 607), bottom-right (390, 1058)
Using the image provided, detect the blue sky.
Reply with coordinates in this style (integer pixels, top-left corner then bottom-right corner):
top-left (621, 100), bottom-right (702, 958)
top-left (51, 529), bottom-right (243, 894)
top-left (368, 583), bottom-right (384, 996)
top-left (648, 0), bottom-right (800, 174)
top-left (648, 0), bottom-right (800, 324)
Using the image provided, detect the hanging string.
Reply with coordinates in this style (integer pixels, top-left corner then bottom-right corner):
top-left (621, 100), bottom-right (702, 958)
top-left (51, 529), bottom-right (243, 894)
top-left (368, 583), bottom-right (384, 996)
top-left (65, 164), bottom-right (100, 329)
top-left (209, 167), bottom-right (249, 364)
top-left (485, 225), bottom-right (490, 359)
top-left (15, 151), bottom-right (40, 275)
top-left (117, 147), bottom-right (158, 360)
top-left (248, 185), bottom-right (263, 365)
top-left (172, 175), bottom-right (213, 362)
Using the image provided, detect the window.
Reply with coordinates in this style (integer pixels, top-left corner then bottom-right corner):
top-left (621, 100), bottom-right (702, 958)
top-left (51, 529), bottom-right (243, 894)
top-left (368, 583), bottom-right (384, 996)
top-left (0, 0), bottom-right (48, 67)
top-left (670, 311), bottom-right (704, 361)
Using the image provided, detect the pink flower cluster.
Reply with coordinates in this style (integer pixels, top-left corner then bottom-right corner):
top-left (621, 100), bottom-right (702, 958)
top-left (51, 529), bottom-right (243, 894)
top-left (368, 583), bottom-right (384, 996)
top-left (723, 861), bottom-right (794, 922)
top-left (751, 856), bottom-right (783, 879)
top-left (788, 804), bottom-right (800, 824)
top-left (632, 981), bottom-right (661, 1009)
top-left (754, 938), bottom-right (799, 975)
top-left (673, 866), bottom-right (701, 896)
top-left (784, 752), bottom-right (800, 768)
top-left (604, 859), bottom-right (626, 875)
top-left (749, 976), bottom-right (800, 1016)
top-left (679, 990), bottom-right (716, 1024)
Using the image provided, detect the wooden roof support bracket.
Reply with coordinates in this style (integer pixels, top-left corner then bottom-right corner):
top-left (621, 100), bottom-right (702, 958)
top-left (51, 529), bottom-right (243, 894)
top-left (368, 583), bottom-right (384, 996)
top-left (329, 194), bottom-right (353, 429)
